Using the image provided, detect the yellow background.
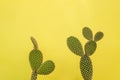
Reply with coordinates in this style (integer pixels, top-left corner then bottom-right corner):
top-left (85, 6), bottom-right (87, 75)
top-left (0, 0), bottom-right (120, 80)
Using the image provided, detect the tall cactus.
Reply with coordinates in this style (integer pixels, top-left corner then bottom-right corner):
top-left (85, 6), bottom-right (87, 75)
top-left (67, 27), bottom-right (104, 80)
top-left (29, 37), bottom-right (55, 80)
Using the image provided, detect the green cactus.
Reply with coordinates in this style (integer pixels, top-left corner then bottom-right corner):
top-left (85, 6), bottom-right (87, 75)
top-left (67, 27), bottom-right (104, 80)
top-left (29, 37), bottom-right (55, 80)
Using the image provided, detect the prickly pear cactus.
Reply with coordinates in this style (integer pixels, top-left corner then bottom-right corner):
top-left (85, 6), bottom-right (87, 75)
top-left (29, 37), bottom-right (55, 80)
top-left (67, 27), bottom-right (104, 80)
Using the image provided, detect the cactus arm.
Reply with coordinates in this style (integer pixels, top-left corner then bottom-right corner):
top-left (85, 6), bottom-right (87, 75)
top-left (82, 27), bottom-right (93, 40)
top-left (84, 40), bottom-right (97, 56)
top-left (67, 36), bottom-right (84, 56)
top-left (94, 32), bottom-right (104, 42)
top-left (37, 60), bottom-right (55, 75)
top-left (31, 36), bottom-right (38, 50)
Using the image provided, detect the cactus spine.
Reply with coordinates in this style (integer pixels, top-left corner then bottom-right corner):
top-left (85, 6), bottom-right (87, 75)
top-left (29, 37), bottom-right (55, 80)
top-left (67, 27), bottom-right (104, 80)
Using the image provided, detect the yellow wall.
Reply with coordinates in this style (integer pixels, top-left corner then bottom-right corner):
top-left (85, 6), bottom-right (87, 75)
top-left (0, 0), bottom-right (120, 80)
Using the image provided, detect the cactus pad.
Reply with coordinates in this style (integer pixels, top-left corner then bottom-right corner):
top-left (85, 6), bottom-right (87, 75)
top-left (82, 27), bottom-right (93, 40)
top-left (84, 40), bottom-right (97, 56)
top-left (29, 49), bottom-right (43, 71)
top-left (37, 60), bottom-right (55, 75)
top-left (80, 55), bottom-right (93, 80)
top-left (94, 32), bottom-right (104, 42)
top-left (67, 36), bottom-right (84, 56)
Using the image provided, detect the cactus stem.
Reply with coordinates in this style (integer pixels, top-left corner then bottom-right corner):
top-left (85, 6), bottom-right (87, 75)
top-left (31, 70), bottom-right (38, 80)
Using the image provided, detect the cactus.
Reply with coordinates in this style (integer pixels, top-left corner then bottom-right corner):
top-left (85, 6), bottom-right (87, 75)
top-left (29, 37), bottom-right (55, 80)
top-left (67, 27), bottom-right (104, 80)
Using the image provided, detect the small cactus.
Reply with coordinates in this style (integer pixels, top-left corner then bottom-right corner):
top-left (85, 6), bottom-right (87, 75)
top-left (67, 27), bottom-right (104, 80)
top-left (29, 37), bottom-right (55, 80)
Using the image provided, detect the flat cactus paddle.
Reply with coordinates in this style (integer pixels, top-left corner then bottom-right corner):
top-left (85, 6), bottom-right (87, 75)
top-left (94, 32), bottom-right (104, 42)
top-left (67, 36), bottom-right (84, 56)
top-left (84, 40), bottom-right (97, 56)
top-left (37, 60), bottom-right (55, 75)
top-left (82, 27), bottom-right (93, 40)
top-left (80, 55), bottom-right (93, 80)
top-left (29, 49), bottom-right (43, 71)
